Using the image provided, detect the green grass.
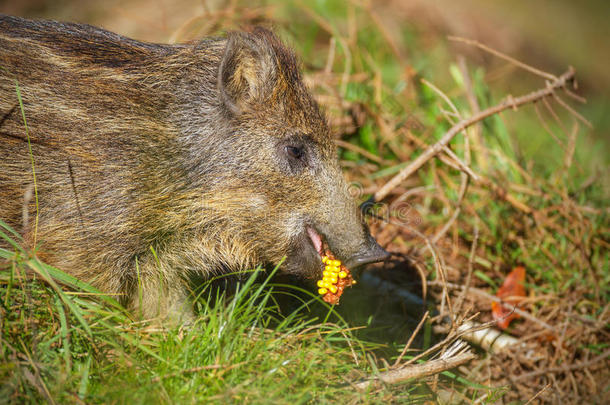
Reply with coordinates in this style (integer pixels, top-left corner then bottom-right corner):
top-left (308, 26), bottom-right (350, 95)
top-left (0, 223), bottom-right (442, 403)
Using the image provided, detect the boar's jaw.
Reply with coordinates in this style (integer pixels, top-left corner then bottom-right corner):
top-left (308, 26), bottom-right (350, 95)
top-left (343, 234), bottom-right (390, 269)
top-left (305, 225), bottom-right (389, 269)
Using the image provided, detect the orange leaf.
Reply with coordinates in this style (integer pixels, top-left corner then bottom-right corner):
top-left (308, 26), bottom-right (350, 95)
top-left (492, 266), bottom-right (526, 329)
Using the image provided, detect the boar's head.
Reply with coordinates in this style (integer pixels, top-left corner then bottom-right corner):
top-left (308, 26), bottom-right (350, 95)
top-left (196, 27), bottom-right (388, 279)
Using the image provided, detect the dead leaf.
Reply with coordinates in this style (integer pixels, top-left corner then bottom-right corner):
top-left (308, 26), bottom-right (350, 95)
top-left (492, 266), bottom-right (526, 329)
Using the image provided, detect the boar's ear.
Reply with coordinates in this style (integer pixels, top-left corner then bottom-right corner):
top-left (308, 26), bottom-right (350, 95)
top-left (218, 30), bottom-right (278, 115)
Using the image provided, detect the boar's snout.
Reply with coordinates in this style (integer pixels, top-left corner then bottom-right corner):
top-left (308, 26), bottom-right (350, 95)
top-left (315, 179), bottom-right (390, 271)
top-left (343, 233), bottom-right (390, 269)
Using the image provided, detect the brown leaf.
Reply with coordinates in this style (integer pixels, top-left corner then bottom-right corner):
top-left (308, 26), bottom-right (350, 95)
top-left (492, 266), bottom-right (526, 329)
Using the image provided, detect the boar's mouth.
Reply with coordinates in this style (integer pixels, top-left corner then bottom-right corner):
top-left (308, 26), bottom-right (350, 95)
top-left (306, 227), bottom-right (324, 257)
top-left (304, 226), bottom-right (388, 272)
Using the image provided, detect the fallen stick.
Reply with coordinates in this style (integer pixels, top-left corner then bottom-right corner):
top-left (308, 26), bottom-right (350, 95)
top-left (371, 68), bottom-right (576, 203)
top-left (354, 351), bottom-right (476, 390)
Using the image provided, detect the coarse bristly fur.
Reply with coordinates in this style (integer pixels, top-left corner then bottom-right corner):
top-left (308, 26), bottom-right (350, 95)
top-left (0, 15), bottom-right (388, 322)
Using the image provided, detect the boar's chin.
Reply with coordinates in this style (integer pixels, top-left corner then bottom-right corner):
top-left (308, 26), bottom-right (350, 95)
top-left (282, 227), bottom-right (324, 279)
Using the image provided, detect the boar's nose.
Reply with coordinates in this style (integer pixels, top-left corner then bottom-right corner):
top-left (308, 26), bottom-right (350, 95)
top-left (344, 234), bottom-right (390, 269)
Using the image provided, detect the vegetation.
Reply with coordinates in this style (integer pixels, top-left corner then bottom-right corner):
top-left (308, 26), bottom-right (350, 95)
top-left (1, 0), bottom-right (608, 403)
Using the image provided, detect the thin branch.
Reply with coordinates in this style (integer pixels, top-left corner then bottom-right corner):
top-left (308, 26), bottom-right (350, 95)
top-left (448, 36), bottom-right (557, 81)
top-left (354, 351), bottom-right (476, 390)
top-left (420, 78), bottom-right (480, 183)
top-left (335, 139), bottom-right (387, 165)
top-left (534, 102), bottom-right (566, 149)
top-left (455, 218), bottom-right (479, 314)
top-left (552, 92), bottom-right (593, 129)
top-left (411, 228), bottom-right (452, 319)
top-left (372, 68), bottom-right (576, 203)
top-left (393, 311), bottom-right (430, 367)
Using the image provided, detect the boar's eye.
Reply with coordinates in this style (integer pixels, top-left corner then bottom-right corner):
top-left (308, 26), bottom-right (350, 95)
top-left (285, 145), bottom-right (305, 160)
top-left (278, 135), bottom-right (313, 175)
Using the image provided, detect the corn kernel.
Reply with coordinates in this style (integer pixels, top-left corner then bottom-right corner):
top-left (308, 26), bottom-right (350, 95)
top-left (329, 277), bottom-right (338, 284)
top-left (329, 285), bottom-right (338, 294)
top-left (322, 256), bottom-right (329, 263)
top-left (318, 288), bottom-right (328, 295)
top-left (323, 270), bottom-right (332, 277)
top-left (331, 260), bottom-right (341, 267)
top-left (317, 280), bottom-right (325, 287)
top-left (338, 271), bottom-right (347, 278)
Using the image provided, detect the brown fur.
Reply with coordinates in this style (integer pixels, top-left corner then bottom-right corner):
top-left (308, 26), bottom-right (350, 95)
top-left (0, 15), bottom-right (386, 321)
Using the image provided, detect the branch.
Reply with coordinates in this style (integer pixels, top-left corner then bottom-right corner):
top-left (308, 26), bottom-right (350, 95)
top-left (354, 351), bottom-right (476, 391)
top-left (371, 68), bottom-right (576, 203)
top-left (447, 36), bottom-right (558, 81)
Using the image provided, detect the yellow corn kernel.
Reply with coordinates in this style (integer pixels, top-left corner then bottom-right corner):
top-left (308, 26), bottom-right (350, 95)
top-left (318, 288), bottom-right (328, 295)
top-left (317, 280), bottom-right (325, 287)
top-left (331, 260), bottom-right (341, 267)
top-left (322, 256), bottom-right (329, 264)
top-left (323, 270), bottom-right (332, 277)
top-left (328, 285), bottom-right (338, 294)
top-left (325, 265), bottom-right (335, 272)
top-left (338, 271), bottom-right (347, 279)
top-left (329, 277), bottom-right (338, 284)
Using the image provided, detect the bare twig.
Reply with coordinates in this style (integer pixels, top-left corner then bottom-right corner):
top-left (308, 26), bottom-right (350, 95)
top-left (448, 36), bottom-right (557, 81)
top-left (534, 102), bottom-right (566, 150)
top-left (551, 92), bottom-right (592, 129)
top-left (524, 383), bottom-right (552, 405)
top-left (411, 228), bottom-right (452, 318)
top-left (354, 351), bottom-right (476, 391)
top-left (372, 68), bottom-right (576, 203)
top-left (335, 139), bottom-right (387, 165)
top-left (455, 218), bottom-right (479, 314)
top-left (393, 311), bottom-right (430, 367)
